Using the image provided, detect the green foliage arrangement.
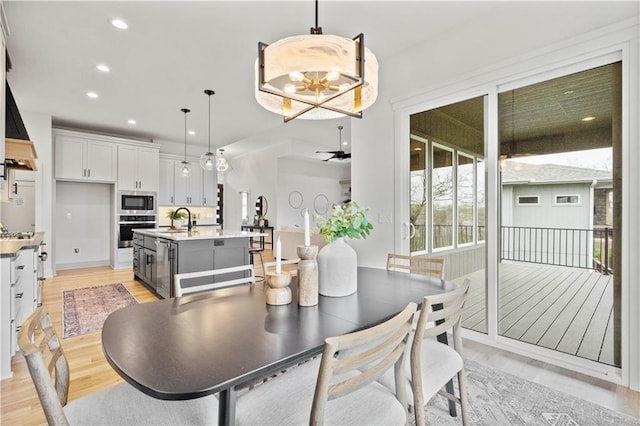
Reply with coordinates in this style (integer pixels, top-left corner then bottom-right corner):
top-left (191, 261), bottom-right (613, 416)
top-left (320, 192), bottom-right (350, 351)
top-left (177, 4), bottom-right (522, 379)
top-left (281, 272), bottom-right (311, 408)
top-left (316, 201), bottom-right (373, 243)
top-left (166, 209), bottom-right (188, 228)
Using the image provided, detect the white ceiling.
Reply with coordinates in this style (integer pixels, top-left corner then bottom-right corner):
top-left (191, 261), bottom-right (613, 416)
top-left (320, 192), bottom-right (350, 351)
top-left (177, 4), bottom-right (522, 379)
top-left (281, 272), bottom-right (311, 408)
top-left (3, 1), bottom-right (501, 156)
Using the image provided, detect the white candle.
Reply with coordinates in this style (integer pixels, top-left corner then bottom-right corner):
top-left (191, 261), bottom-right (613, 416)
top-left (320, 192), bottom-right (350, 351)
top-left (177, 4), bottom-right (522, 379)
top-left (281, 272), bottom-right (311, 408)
top-left (304, 209), bottom-right (310, 246)
top-left (275, 237), bottom-right (282, 273)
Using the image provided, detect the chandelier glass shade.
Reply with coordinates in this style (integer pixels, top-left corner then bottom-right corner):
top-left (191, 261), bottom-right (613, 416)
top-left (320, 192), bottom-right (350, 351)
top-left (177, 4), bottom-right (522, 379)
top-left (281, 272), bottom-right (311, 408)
top-left (200, 89), bottom-right (217, 171)
top-left (216, 149), bottom-right (229, 173)
top-left (180, 108), bottom-right (192, 178)
top-left (255, 2), bottom-right (378, 122)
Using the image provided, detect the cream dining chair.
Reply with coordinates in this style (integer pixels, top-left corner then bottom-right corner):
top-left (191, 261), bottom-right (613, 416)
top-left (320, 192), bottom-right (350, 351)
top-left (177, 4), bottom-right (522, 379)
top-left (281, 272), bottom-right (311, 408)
top-left (18, 306), bottom-right (219, 425)
top-left (386, 253), bottom-right (445, 279)
top-left (410, 279), bottom-right (471, 426)
top-left (235, 302), bottom-right (418, 425)
top-left (173, 263), bottom-right (256, 296)
top-left (374, 279), bottom-right (471, 425)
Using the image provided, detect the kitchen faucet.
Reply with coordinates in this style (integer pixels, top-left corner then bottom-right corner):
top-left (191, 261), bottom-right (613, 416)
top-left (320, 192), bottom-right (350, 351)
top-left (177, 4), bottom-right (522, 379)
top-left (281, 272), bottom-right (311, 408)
top-left (173, 207), bottom-right (192, 232)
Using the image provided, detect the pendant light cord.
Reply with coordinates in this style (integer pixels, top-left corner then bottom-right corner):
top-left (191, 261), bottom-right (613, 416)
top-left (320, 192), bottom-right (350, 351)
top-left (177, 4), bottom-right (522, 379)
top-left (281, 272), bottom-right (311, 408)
top-left (205, 89), bottom-right (215, 153)
top-left (181, 108), bottom-right (190, 161)
top-left (311, 0), bottom-right (322, 34)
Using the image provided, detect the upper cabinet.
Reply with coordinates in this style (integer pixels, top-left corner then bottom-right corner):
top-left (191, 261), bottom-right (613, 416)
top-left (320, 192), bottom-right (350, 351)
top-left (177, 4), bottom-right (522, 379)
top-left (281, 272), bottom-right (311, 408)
top-left (118, 145), bottom-right (159, 192)
top-left (202, 169), bottom-right (217, 207)
top-left (173, 161), bottom-right (203, 206)
top-left (158, 158), bottom-right (175, 205)
top-left (53, 129), bottom-right (159, 191)
top-left (54, 135), bottom-right (117, 182)
top-left (159, 155), bottom-right (217, 207)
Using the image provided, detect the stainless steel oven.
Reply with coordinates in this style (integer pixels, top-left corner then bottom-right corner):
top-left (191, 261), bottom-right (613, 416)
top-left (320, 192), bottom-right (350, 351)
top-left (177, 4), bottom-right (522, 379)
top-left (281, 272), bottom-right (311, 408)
top-left (118, 191), bottom-right (156, 214)
top-left (118, 215), bottom-right (157, 248)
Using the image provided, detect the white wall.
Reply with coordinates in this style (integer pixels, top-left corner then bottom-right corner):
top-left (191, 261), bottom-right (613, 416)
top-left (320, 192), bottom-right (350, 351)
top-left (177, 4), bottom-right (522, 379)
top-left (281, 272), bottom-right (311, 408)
top-left (55, 181), bottom-right (112, 269)
top-left (21, 110), bottom-right (54, 277)
top-left (223, 137), bottom-right (349, 232)
top-left (277, 158), bottom-right (349, 229)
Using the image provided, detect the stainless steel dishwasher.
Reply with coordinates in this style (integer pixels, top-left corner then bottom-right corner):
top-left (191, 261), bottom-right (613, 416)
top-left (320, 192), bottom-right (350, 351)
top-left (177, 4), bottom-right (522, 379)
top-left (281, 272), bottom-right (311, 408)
top-left (154, 239), bottom-right (174, 299)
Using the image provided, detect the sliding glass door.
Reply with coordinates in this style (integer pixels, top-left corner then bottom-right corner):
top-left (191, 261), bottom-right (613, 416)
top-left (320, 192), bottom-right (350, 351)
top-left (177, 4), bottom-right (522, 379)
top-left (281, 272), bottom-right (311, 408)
top-left (409, 96), bottom-right (488, 332)
top-left (498, 62), bottom-right (622, 366)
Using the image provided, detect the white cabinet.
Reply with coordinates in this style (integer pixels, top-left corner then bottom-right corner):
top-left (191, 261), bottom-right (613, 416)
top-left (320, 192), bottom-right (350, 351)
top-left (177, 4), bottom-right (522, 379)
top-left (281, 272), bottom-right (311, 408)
top-left (158, 158), bottom-right (175, 205)
top-left (14, 248), bottom-right (37, 328)
top-left (55, 135), bottom-right (117, 182)
top-left (159, 157), bottom-right (217, 207)
top-left (118, 144), bottom-right (159, 192)
top-left (174, 162), bottom-right (202, 206)
top-left (202, 169), bottom-right (217, 206)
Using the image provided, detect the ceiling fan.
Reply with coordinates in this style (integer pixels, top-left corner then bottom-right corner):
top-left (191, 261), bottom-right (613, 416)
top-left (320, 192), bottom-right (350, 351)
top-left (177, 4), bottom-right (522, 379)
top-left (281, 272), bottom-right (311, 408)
top-left (317, 126), bottom-right (351, 161)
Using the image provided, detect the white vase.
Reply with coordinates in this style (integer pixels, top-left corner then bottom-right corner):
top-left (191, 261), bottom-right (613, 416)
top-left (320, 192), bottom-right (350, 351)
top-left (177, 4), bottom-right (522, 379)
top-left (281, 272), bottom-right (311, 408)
top-left (317, 237), bottom-right (357, 297)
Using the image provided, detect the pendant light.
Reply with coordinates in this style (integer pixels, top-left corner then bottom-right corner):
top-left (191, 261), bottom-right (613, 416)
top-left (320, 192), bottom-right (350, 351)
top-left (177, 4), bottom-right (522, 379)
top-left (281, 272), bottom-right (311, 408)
top-left (200, 89), bottom-right (217, 171)
top-left (255, 0), bottom-right (378, 122)
top-left (216, 148), bottom-right (229, 173)
top-left (179, 108), bottom-right (192, 178)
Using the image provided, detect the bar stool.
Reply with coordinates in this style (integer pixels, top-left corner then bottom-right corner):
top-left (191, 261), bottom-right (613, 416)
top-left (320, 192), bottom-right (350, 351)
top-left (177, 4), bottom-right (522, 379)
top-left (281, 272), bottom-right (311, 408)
top-left (249, 232), bottom-right (265, 282)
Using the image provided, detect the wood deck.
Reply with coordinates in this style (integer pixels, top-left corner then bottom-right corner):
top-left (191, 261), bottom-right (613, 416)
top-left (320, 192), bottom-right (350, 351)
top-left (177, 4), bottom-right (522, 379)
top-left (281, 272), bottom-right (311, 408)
top-left (453, 261), bottom-right (616, 366)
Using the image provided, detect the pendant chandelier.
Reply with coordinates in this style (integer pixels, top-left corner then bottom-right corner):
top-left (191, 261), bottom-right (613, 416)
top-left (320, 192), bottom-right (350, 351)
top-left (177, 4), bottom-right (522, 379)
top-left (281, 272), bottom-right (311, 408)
top-left (255, 0), bottom-right (378, 122)
top-left (216, 148), bottom-right (229, 173)
top-left (179, 108), bottom-right (192, 178)
top-left (200, 89), bottom-right (217, 171)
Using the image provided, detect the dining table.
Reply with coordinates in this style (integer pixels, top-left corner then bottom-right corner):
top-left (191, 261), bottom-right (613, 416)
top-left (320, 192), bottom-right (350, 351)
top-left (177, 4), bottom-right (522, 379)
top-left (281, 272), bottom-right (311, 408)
top-left (101, 266), bottom-right (458, 425)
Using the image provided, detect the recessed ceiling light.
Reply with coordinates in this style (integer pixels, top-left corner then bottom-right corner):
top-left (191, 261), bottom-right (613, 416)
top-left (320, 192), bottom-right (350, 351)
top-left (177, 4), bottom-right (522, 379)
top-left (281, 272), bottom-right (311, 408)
top-left (128, 119), bottom-right (137, 125)
top-left (111, 19), bottom-right (128, 30)
top-left (342, 141), bottom-right (348, 146)
top-left (188, 130), bottom-right (196, 135)
top-left (86, 91), bottom-right (99, 99)
top-left (414, 147), bottom-right (423, 151)
top-left (582, 116), bottom-right (595, 121)
top-left (96, 64), bottom-right (110, 73)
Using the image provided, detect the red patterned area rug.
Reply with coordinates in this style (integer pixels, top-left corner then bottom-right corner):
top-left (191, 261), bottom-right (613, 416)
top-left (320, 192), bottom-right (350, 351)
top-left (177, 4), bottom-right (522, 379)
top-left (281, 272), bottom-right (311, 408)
top-left (63, 283), bottom-right (138, 338)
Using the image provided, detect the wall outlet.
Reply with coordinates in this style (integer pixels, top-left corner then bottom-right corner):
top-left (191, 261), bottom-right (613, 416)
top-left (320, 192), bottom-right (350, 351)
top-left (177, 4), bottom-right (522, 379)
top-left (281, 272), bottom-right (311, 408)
top-left (73, 247), bottom-right (80, 254)
top-left (378, 212), bottom-right (392, 224)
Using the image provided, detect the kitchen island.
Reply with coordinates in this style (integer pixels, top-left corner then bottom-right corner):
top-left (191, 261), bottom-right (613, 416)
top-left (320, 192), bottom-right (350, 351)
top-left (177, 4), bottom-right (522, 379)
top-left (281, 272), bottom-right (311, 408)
top-left (132, 229), bottom-right (262, 298)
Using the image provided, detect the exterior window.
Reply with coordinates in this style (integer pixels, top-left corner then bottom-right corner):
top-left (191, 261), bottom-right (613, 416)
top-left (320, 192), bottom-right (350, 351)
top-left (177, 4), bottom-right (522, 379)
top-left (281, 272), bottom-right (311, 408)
top-left (457, 153), bottom-right (474, 245)
top-left (517, 195), bottom-right (539, 205)
top-left (555, 195), bottom-right (580, 204)
top-left (432, 144), bottom-right (454, 249)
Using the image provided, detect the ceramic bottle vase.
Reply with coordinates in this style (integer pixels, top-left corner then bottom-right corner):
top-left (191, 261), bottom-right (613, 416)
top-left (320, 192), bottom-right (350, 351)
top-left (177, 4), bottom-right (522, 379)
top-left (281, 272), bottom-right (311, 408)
top-left (317, 237), bottom-right (357, 297)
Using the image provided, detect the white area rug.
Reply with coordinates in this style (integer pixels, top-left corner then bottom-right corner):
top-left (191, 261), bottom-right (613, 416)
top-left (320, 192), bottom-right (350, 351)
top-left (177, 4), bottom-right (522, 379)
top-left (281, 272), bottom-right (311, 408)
top-left (420, 359), bottom-right (639, 425)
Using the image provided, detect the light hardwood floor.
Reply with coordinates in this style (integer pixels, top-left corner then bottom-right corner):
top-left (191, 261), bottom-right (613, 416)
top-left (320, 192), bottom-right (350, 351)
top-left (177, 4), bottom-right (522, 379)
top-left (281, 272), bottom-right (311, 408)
top-left (1, 258), bottom-right (638, 425)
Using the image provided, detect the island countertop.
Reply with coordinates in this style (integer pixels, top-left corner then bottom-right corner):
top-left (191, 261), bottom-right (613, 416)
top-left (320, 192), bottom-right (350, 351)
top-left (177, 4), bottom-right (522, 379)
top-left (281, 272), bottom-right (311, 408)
top-left (133, 228), bottom-right (265, 241)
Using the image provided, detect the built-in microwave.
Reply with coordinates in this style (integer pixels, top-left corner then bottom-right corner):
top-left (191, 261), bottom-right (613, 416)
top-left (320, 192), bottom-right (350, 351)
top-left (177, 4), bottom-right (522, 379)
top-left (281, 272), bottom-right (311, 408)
top-left (119, 191), bottom-right (156, 214)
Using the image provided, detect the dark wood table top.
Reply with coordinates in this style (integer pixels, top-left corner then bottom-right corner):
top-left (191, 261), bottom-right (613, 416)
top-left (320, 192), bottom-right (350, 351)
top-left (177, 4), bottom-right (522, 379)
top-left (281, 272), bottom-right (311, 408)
top-left (101, 267), bottom-right (455, 419)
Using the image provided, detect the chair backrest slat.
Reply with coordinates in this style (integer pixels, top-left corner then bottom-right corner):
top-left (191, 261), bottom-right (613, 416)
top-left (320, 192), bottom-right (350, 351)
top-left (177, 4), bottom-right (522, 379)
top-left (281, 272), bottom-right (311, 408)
top-left (18, 306), bottom-right (71, 426)
top-left (173, 264), bottom-right (255, 297)
top-left (386, 253), bottom-right (445, 279)
top-left (414, 280), bottom-right (470, 343)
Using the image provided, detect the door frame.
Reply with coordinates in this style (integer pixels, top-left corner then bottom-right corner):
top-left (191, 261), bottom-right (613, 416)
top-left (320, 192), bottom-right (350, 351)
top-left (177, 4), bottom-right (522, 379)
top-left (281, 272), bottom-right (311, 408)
top-left (392, 24), bottom-right (638, 389)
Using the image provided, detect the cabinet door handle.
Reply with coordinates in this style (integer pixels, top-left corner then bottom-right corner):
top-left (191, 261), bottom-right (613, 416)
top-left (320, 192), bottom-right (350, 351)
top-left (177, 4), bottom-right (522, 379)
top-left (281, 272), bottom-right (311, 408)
top-left (171, 196), bottom-right (174, 204)
top-left (88, 169), bottom-right (91, 177)
top-left (203, 197), bottom-right (206, 204)
top-left (12, 183), bottom-right (18, 195)
top-left (16, 293), bottom-right (23, 299)
top-left (83, 168), bottom-right (86, 177)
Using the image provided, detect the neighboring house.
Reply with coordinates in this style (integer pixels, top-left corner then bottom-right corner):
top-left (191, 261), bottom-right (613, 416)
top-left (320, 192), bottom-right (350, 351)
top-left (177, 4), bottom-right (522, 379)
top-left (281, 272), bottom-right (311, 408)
top-left (501, 161), bottom-right (612, 268)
